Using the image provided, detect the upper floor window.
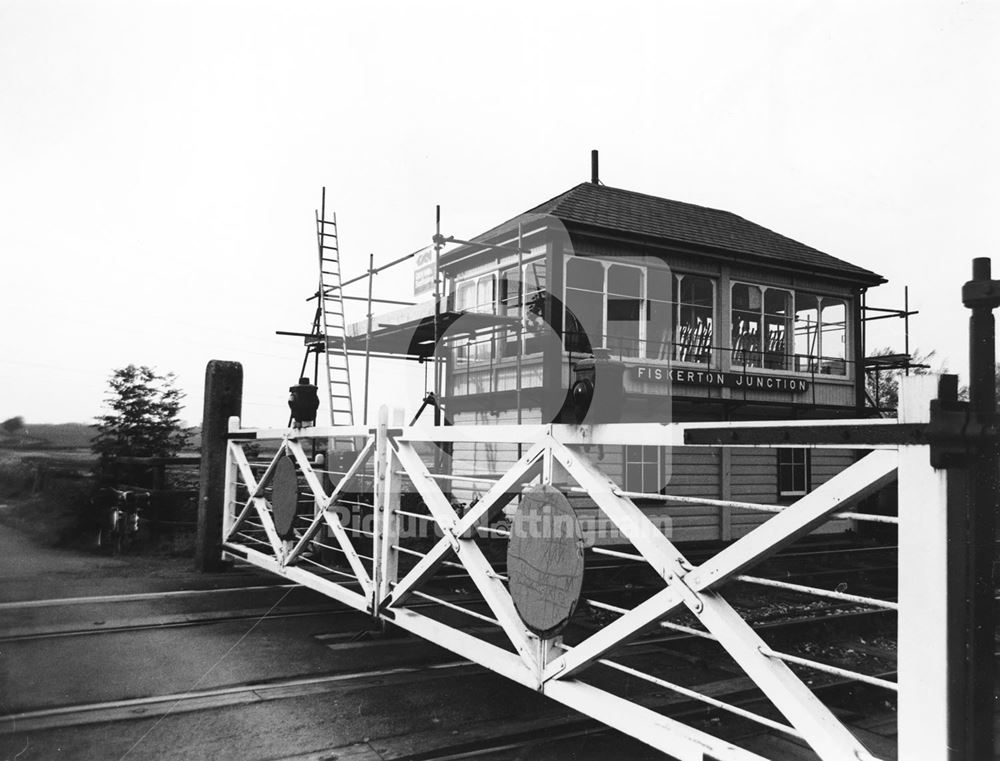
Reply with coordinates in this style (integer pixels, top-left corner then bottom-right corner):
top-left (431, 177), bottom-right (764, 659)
top-left (731, 284), bottom-right (792, 370)
top-left (607, 264), bottom-right (644, 356)
top-left (453, 273), bottom-right (495, 360)
top-left (793, 294), bottom-right (847, 375)
top-left (674, 275), bottom-right (714, 364)
top-left (500, 260), bottom-right (547, 357)
top-left (565, 258), bottom-right (609, 354)
top-left (565, 257), bottom-right (715, 363)
top-left (732, 284), bottom-right (848, 376)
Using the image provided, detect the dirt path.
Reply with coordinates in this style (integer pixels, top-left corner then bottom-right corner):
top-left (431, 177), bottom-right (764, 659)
top-left (0, 518), bottom-right (269, 603)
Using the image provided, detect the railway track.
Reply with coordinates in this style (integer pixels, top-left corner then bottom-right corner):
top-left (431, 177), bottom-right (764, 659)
top-left (1, 541), bottom-right (903, 761)
top-left (0, 540), bottom-right (899, 646)
top-left (0, 659), bottom-right (476, 734)
top-left (0, 603), bottom-right (896, 729)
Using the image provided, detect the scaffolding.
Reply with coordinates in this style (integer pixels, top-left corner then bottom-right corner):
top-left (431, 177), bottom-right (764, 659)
top-left (279, 192), bottom-right (523, 428)
top-left (861, 286), bottom-right (927, 413)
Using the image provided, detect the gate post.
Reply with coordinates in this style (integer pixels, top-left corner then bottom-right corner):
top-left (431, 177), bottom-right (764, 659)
top-left (195, 360), bottom-right (243, 572)
top-left (374, 406), bottom-right (404, 618)
top-left (958, 256), bottom-right (998, 759)
top-left (897, 374), bottom-right (949, 761)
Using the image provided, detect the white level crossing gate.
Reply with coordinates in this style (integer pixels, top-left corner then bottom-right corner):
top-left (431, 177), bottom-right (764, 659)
top-left (220, 377), bottom-right (954, 761)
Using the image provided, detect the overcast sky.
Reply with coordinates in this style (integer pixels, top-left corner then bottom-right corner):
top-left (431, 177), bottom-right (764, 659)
top-left (2, 1), bottom-right (997, 426)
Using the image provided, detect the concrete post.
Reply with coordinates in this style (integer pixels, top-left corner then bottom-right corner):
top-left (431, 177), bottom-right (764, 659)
top-left (195, 360), bottom-right (243, 572)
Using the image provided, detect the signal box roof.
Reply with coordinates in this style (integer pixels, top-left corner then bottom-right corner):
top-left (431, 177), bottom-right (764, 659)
top-left (443, 182), bottom-right (885, 287)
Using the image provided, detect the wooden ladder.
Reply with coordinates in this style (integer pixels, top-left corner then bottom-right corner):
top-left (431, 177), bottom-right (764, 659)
top-left (314, 191), bottom-right (355, 426)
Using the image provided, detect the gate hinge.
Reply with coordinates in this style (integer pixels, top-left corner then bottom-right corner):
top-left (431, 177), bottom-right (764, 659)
top-left (926, 376), bottom-right (1000, 468)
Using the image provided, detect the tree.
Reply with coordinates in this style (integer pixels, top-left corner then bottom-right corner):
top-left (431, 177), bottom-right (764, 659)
top-left (92, 365), bottom-right (191, 485)
top-left (1, 416), bottom-right (24, 434)
top-left (958, 362), bottom-right (1000, 403)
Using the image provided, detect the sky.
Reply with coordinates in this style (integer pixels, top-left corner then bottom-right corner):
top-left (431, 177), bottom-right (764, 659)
top-left (1, 1), bottom-right (998, 426)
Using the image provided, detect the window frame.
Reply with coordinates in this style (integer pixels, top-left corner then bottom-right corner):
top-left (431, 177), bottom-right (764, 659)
top-left (499, 257), bottom-right (548, 358)
top-left (730, 282), bottom-right (794, 371)
top-left (562, 255), bottom-right (717, 365)
top-left (623, 444), bottom-right (662, 496)
top-left (776, 448), bottom-right (811, 498)
top-left (452, 272), bottom-right (497, 361)
top-left (673, 273), bottom-right (716, 366)
top-left (731, 280), bottom-right (852, 378)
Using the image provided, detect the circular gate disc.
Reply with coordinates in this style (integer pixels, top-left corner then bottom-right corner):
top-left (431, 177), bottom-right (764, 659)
top-left (506, 485), bottom-right (585, 638)
top-left (270, 456), bottom-right (299, 539)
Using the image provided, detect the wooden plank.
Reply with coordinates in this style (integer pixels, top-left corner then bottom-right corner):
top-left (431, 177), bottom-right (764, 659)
top-left (544, 678), bottom-right (770, 761)
top-left (720, 447), bottom-right (733, 541)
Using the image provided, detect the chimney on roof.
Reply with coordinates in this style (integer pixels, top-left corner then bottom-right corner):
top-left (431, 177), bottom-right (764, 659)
top-left (591, 149), bottom-right (599, 184)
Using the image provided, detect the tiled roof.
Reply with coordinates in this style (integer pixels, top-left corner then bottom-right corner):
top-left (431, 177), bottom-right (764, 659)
top-left (456, 182), bottom-right (885, 286)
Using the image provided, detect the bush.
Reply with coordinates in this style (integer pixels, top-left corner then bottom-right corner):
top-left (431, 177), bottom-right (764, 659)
top-left (0, 456), bottom-right (34, 498)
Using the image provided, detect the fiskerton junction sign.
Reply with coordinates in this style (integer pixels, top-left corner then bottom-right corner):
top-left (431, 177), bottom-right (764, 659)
top-left (631, 365), bottom-right (810, 393)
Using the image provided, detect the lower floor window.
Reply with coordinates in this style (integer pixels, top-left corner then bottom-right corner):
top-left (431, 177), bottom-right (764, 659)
top-left (777, 448), bottom-right (810, 497)
top-left (624, 445), bottom-right (661, 494)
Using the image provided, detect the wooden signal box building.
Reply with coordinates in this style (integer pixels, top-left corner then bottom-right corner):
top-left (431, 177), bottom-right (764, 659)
top-left (430, 171), bottom-right (886, 544)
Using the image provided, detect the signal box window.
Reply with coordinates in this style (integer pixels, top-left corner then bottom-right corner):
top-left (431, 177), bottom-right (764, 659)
top-left (624, 445), bottom-right (661, 495)
top-left (454, 274), bottom-right (495, 361)
top-left (731, 284), bottom-right (792, 370)
top-left (793, 294), bottom-right (848, 376)
top-left (675, 275), bottom-right (714, 364)
top-left (777, 449), bottom-right (810, 497)
top-left (565, 258), bottom-right (605, 353)
top-left (500, 260), bottom-right (547, 357)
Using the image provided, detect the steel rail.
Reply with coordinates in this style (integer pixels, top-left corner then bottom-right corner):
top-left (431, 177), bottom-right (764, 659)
top-left (734, 575), bottom-right (898, 610)
top-left (406, 588), bottom-right (503, 627)
top-left (576, 648), bottom-right (804, 739)
top-left (758, 646), bottom-right (898, 691)
top-left (0, 659), bottom-right (472, 732)
top-left (584, 599), bottom-right (718, 640)
top-left (391, 543), bottom-right (466, 571)
top-left (309, 540), bottom-right (375, 563)
top-left (573, 485), bottom-right (899, 525)
top-left (0, 584), bottom-right (301, 611)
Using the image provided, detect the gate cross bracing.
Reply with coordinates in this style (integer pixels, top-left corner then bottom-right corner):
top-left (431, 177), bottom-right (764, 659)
top-left (220, 376), bottom-right (960, 761)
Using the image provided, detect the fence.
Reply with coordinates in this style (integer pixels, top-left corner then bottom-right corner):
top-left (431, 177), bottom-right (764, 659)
top-left (215, 371), bottom-right (982, 761)
top-left (113, 455), bottom-right (200, 537)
